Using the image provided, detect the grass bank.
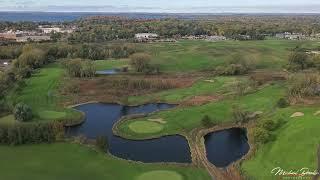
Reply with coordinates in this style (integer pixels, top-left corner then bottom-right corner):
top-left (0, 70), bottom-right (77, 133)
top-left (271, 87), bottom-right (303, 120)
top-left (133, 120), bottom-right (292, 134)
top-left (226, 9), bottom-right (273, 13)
top-left (0, 143), bottom-right (210, 180)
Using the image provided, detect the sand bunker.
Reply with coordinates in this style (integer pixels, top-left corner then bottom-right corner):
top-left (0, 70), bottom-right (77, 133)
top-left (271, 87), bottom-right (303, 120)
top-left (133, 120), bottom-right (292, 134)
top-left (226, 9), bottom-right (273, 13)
top-left (290, 112), bottom-right (304, 118)
top-left (314, 111), bottom-right (320, 116)
top-left (204, 79), bottom-right (215, 83)
top-left (148, 118), bottom-right (167, 124)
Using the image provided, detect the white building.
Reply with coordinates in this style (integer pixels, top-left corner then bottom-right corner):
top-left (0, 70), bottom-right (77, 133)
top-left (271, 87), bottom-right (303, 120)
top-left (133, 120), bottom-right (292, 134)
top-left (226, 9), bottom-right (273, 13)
top-left (135, 33), bottom-right (158, 40)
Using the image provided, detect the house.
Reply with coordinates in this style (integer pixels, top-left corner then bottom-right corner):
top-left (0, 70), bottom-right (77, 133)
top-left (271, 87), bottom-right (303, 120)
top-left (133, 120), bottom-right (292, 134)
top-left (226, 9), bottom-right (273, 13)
top-left (16, 36), bottom-right (51, 42)
top-left (205, 35), bottom-right (227, 41)
top-left (135, 33), bottom-right (158, 40)
top-left (38, 26), bottom-right (75, 34)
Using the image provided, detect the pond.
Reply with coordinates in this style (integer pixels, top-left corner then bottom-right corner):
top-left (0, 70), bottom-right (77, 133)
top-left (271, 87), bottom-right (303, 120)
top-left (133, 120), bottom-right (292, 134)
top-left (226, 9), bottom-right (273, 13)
top-left (96, 69), bottom-right (119, 75)
top-left (66, 103), bottom-right (191, 163)
top-left (204, 128), bottom-right (249, 167)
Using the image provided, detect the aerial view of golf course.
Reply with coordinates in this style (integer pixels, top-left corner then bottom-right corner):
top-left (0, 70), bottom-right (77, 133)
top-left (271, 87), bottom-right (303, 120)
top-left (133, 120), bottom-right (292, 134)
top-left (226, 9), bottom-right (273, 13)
top-left (0, 8), bottom-right (320, 180)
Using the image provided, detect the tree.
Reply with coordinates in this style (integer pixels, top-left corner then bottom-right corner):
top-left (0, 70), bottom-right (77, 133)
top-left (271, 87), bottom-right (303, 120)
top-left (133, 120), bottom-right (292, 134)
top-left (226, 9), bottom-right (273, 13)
top-left (16, 45), bottom-right (46, 69)
top-left (129, 53), bottom-right (151, 72)
top-left (288, 50), bottom-right (310, 71)
top-left (13, 103), bottom-right (33, 122)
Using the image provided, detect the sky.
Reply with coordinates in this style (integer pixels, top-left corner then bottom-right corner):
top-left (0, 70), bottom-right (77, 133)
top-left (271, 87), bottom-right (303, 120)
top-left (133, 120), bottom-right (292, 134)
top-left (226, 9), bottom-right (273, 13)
top-left (0, 0), bottom-right (320, 13)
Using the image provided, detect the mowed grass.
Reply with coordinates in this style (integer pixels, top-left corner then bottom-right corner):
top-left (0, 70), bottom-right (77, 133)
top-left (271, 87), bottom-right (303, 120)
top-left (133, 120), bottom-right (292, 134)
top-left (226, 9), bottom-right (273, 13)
top-left (241, 106), bottom-right (320, 179)
top-left (7, 63), bottom-right (80, 121)
top-left (138, 40), bottom-right (313, 72)
top-left (137, 170), bottom-right (183, 180)
top-left (128, 76), bottom-right (240, 105)
top-left (0, 143), bottom-right (210, 180)
top-left (129, 121), bottom-right (164, 134)
top-left (117, 83), bottom-right (286, 139)
top-left (94, 59), bottom-right (129, 71)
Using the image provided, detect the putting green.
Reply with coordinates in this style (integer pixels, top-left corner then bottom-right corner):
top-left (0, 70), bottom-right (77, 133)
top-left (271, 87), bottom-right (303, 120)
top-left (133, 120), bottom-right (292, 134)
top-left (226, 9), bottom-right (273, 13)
top-left (38, 110), bottom-right (67, 120)
top-left (137, 170), bottom-right (183, 180)
top-left (128, 121), bottom-right (164, 134)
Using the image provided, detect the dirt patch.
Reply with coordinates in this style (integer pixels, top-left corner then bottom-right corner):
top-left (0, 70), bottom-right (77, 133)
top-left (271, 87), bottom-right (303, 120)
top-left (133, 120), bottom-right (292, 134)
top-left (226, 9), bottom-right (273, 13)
top-left (148, 118), bottom-right (166, 124)
top-left (290, 112), bottom-right (304, 118)
top-left (182, 95), bottom-right (220, 106)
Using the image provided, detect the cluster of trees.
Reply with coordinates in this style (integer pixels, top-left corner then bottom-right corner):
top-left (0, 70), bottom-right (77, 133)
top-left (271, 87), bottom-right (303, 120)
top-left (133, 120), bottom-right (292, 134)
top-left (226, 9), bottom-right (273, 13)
top-left (13, 103), bottom-right (33, 122)
top-left (63, 59), bottom-right (96, 78)
top-left (0, 122), bottom-right (64, 145)
top-left (129, 53), bottom-right (160, 74)
top-left (288, 48), bottom-right (320, 71)
top-left (288, 73), bottom-right (320, 100)
top-left (215, 54), bottom-right (257, 75)
top-left (253, 118), bottom-right (285, 146)
top-left (67, 15), bottom-right (320, 42)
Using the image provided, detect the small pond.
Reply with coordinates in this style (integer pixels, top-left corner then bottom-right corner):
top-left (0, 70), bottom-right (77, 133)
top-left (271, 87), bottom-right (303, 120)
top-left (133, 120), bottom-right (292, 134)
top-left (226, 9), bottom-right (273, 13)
top-left (204, 128), bottom-right (249, 167)
top-left (66, 103), bottom-right (191, 163)
top-left (96, 69), bottom-right (119, 75)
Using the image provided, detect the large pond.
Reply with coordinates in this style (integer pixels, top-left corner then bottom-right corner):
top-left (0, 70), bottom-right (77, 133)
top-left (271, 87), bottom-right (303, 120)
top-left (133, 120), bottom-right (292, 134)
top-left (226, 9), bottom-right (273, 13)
top-left (66, 103), bottom-right (191, 163)
top-left (204, 128), bottom-right (250, 167)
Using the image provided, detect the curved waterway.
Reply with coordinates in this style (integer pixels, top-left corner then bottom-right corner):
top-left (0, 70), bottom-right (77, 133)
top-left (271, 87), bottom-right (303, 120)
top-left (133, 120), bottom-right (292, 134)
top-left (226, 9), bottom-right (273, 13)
top-left (66, 103), bottom-right (191, 163)
top-left (96, 69), bottom-right (119, 75)
top-left (204, 128), bottom-right (250, 167)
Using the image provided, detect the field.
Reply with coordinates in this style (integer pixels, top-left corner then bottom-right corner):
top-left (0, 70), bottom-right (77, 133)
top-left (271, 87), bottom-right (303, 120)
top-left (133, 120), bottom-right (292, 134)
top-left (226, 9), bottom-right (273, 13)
top-left (0, 143), bottom-right (210, 180)
top-left (2, 39), bottom-right (320, 180)
top-left (241, 106), bottom-right (320, 179)
top-left (116, 83), bottom-right (286, 139)
top-left (139, 40), bottom-right (304, 72)
top-left (6, 63), bottom-right (80, 122)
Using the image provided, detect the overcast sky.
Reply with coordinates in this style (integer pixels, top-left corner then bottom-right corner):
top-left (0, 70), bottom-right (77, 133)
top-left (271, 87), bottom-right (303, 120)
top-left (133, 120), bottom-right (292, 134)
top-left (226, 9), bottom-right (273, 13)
top-left (1, 0), bottom-right (320, 13)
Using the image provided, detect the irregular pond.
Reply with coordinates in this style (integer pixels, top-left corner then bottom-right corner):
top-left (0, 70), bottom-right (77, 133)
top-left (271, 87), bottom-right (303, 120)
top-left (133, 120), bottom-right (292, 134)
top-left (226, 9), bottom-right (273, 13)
top-left (66, 103), bottom-right (191, 163)
top-left (96, 69), bottom-right (119, 75)
top-left (204, 128), bottom-right (249, 167)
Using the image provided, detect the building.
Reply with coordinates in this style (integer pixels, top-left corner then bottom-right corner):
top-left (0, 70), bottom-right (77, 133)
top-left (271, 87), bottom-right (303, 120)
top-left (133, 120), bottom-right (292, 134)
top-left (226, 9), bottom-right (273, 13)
top-left (38, 26), bottom-right (75, 34)
top-left (135, 33), bottom-right (158, 40)
top-left (205, 35), bottom-right (227, 41)
top-left (16, 36), bottom-right (51, 42)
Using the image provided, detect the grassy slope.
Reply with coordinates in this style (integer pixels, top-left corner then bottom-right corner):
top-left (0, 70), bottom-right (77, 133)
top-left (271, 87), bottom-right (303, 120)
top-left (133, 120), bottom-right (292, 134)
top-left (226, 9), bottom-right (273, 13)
top-left (94, 59), bottom-right (129, 71)
top-left (0, 143), bottom-right (210, 180)
top-left (241, 106), bottom-right (320, 179)
top-left (128, 76), bottom-right (239, 105)
top-left (7, 63), bottom-right (80, 121)
top-left (117, 83), bottom-right (286, 139)
top-left (140, 40), bottom-right (305, 72)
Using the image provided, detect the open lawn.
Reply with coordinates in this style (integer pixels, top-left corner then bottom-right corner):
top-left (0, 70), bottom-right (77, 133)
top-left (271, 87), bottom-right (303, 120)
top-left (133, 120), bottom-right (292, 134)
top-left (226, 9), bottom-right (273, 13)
top-left (6, 64), bottom-right (81, 122)
top-left (0, 143), bottom-right (210, 180)
top-left (241, 106), bottom-right (320, 179)
top-left (116, 83), bottom-right (286, 139)
top-left (138, 40), bottom-right (316, 72)
top-left (128, 76), bottom-right (240, 105)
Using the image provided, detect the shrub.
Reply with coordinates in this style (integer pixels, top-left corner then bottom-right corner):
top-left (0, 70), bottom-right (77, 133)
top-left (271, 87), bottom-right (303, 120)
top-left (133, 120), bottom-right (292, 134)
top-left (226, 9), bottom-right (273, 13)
top-left (96, 136), bottom-right (108, 151)
top-left (232, 105), bottom-right (250, 124)
top-left (201, 115), bottom-right (216, 128)
top-left (63, 59), bottom-right (96, 78)
top-left (253, 127), bottom-right (272, 145)
top-left (13, 103), bottom-right (33, 122)
top-left (260, 119), bottom-right (277, 131)
top-left (129, 53), bottom-right (151, 72)
top-left (288, 73), bottom-right (320, 100)
top-left (277, 98), bottom-right (289, 108)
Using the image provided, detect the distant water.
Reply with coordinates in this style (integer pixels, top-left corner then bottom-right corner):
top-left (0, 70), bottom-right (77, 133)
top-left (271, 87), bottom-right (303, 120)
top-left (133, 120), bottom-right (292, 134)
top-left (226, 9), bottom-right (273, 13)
top-left (0, 12), bottom-right (92, 22)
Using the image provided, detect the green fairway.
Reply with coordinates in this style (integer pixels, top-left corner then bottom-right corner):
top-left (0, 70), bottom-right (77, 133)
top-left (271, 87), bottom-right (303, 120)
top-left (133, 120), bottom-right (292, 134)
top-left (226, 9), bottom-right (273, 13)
top-left (7, 64), bottom-right (81, 122)
top-left (128, 121), bottom-right (164, 134)
top-left (0, 143), bottom-right (210, 180)
top-left (94, 59), bottom-right (129, 70)
top-left (137, 170), bottom-right (183, 180)
top-left (241, 106), bottom-right (320, 179)
top-left (128, 76), bottom-right (240, 105)
top-left (117, 83), bottom-right (286, 139)
top-left (138, 40), bottom-right (315, 72)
